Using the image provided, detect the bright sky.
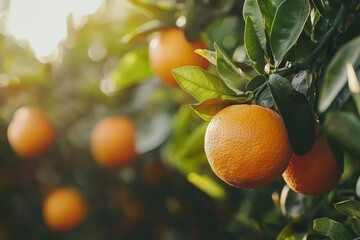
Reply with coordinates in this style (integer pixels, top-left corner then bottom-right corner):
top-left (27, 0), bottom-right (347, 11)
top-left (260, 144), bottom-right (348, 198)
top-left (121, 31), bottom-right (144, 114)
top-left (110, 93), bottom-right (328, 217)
top-left (5, 0), bottom-right (103, 61)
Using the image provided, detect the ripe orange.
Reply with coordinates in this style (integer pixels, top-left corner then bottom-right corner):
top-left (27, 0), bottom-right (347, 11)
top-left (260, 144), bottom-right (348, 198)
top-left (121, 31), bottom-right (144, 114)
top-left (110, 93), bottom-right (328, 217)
top-left (204, 104), bottom-right (292, 189)
top-left (282, 133), bottom-right (341, 195)
top-left (43, 187), bottom-right (87, 231)
top-left (7, 106), bottom-right (55, 158)
top-left (90, 116), bottom-right (137, 167)
top-left (148, 28), bottom-right (209, 87)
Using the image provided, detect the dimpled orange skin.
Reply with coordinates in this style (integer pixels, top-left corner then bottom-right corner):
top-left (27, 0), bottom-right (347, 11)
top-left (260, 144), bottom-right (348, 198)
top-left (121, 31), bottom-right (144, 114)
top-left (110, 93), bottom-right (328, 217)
top-left (283, 134), bottom-right (341, 195)
top-left (43, 188), bottom-right (87, 231)
top-left (7, 106), bottom-right (55, 158)
top-left (148, 28), bottom-right (209, 87)
top-left (204, 104), bottom-right (292, 189)
top-left (91, 116), bottom-right (137, 167)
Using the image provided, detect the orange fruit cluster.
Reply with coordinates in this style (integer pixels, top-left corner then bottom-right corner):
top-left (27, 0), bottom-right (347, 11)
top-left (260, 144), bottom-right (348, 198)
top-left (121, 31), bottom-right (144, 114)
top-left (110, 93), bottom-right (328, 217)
top-left (204, 104), bottom-right (341, 195)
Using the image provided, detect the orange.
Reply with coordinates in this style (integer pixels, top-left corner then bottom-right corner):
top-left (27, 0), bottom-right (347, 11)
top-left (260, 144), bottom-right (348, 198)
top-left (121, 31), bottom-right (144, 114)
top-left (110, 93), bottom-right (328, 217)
top-left (7, 106), bottom-right (55, 158)
top-left (43, 187), bottom-right (87, 231)
top-left (90, 116), bottom-right (137, 167)
top-left (283, 133), bottom-right (341, 195)
top-left (148, 28), bottom-right (209, 87)
top-left (204, 104), bottom-right (292, 189)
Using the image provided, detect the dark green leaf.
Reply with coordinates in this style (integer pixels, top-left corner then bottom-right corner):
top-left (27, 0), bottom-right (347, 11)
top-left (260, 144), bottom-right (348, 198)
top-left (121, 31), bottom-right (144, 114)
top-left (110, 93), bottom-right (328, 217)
top-left (270, 0), bottom-right (310, 66)
top-left (334, 200), bottom-right (360, 220)
top-left (243, 0), bottom-right (267, 50)
top-left (184, 0), bottom-right (236, 41)
top-left (172, 66), bottom-right (237, 102)
top-left (258, 87), bottom-right (275, 108)
top-left (313, 217), bottom-right (353, 240)
top-left (325, 111), bottom-right (360, 157)
top-left (215, 43), bottom-right (250, 94)
top-left (268, 74), bottom-right (316, 155)
top-left (277, 223), bottom-right (307, 240)
top-left (258, 1), bottom-right (277, 33)
top-left (244, 17), bottom-right (266, 74)
top-left (336, 16), bottom-right (360, 48)
top-left (191, 98), bottom-right (249, 121)
top-left (318, 36), bottom-right (360, 113)
top-left (246, 75), bottom-right (266, 92)
top-left (311, 0), bottom-right (341, 22)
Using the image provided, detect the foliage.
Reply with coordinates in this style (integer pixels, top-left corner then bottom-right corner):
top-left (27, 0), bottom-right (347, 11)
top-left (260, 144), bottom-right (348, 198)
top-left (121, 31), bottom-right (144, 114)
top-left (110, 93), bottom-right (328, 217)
top-left (0, 0), bottom-right (359, 239)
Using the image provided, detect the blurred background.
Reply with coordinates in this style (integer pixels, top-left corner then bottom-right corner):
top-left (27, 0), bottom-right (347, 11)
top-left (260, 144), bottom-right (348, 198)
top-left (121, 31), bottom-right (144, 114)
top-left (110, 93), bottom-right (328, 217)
top-left (0, 0), bottom-right (359, 239)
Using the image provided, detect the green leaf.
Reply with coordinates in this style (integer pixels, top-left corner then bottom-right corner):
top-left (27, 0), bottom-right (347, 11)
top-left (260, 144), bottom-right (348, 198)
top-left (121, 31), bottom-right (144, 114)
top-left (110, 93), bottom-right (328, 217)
top-left (128, 0), bottom-right (177, 20)
top-left (243, 0), bottom-right (267, 50)
top-left (311, 0), bottom-right (341, 22)
top-left (191, 98), bottom-right (248, 121)
top-left (270, 0), bottom-right (310, 66)
top-left (346, 63), bottom-right (360, 114)
top-left (277, 223), bottom-right (307, 240)
top-left (195, 49), bottom-right (216, 65)
top-left (111, 47), bottom-right (153, 90)
top-left (258, 1), bottom-right (277, 33)
top-left (335, 16), bottom-right (360, 48)
top-left (119, 20), bottom-right (172, 45)
top-left (318, 36), bottom-right (360, 113)
top-left (215, 43), bottom-right (249, 94)
top-left (246, 75), bottom-right (266, 91)
top-left (268, 74), bottom-right (316, 155)
top-left (166, 106), bottom-right (210, 175)
top-left (187, 173), bottom-right (226, 200)
top-left (334, 200), bottom-right (360, 220)
top-left (184, 0), bottom-right (236, 41)
top-left (291, 70), bottom-right (312, 96)
top-left (313, 217), bottom-right (353, 240)
top-left (172, 66), bottom-right (237, 102)
top-left (244, 17), bottom-right (266, 74)
top-left (325, 111), bottom-right (360, 157)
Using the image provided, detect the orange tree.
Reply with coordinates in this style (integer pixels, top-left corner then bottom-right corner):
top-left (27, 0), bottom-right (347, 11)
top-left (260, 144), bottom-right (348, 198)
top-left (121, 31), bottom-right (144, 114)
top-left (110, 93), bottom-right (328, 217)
top-left (0, 0), bottom-right (359, 239)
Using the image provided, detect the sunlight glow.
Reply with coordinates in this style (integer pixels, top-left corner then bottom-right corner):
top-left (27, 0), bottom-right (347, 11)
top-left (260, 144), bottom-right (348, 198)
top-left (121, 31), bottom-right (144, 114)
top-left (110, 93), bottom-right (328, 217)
top-left (6, 0), bottom-right (103, 61)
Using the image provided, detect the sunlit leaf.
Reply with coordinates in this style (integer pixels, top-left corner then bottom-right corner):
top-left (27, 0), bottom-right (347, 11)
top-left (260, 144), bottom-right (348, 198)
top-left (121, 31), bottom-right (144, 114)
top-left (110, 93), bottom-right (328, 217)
top-left (111, 47), bottom-right (153, 90)
top-left (291, 70), bottom-right (312, 96)
top-left (334, 200), bottom-right (360, 220)
top-left (346, 63), bottom-right (360, 114)
top-left (313, 217), bottom-right (352, 240)
top-left (172, 66), bottom-right (237, 102)
top-left (244, 17), bottom-right (266, 74)
top-left (187, 173), bottom-right (226, 199)
top-left (270, 0), bottom-right (310, 66)
top-left (318, 36), bottom-right (360, 113)
top-left (325, 111), bottom-right (360, 157)
top-left (268, 74), bottom-right (316, 155)
top-left (243, 0), bottom-right (267, 50)
top-left (195, 49), bottom-right (216, 65)
top-left (280, 185), bottom-right (306, 220)
top-left (119, 20), bottom-right (172, 44)
top-left (215, 43), bottom-right (249, 94)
